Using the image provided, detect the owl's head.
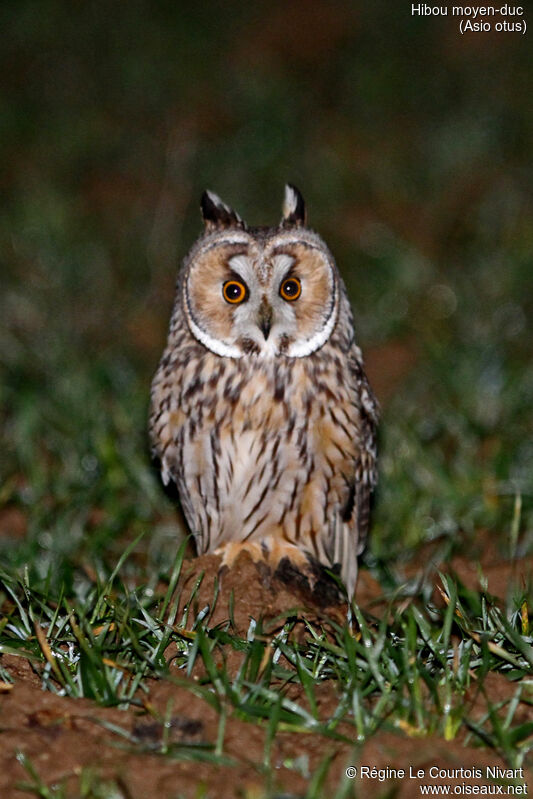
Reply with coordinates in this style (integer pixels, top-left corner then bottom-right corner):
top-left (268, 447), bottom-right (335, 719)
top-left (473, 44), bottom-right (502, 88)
top-left (182, 186), bottom-right (340, 358)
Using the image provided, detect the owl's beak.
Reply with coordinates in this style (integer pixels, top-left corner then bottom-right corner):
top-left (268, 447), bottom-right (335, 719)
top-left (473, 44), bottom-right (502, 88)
top-left (258, 301), bottom-right (272, 340)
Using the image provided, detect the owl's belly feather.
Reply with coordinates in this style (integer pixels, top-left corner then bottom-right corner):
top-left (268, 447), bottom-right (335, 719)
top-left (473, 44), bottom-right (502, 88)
top-left (172, 358), bottom-right (360, 567)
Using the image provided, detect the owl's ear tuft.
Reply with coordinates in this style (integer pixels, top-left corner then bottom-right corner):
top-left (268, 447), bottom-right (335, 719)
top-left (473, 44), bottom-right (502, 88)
top-left (201, 190), bottom-right (245, 231)
top-left (281, 184), bottom-right (306, 227)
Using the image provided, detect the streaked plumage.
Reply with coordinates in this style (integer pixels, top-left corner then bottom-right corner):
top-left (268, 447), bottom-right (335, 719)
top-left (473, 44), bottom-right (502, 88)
top-left (149, 186), bottom-right (378, 599)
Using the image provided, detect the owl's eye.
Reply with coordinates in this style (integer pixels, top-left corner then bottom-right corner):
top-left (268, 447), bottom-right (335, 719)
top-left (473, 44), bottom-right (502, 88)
top-left (280, 277), bottom-right (301, 302)
top-left (222, 280), bottom-right (248, 304)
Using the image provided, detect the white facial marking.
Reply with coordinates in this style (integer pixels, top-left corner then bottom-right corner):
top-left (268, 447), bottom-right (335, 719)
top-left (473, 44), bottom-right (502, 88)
top-left (286, 301), bottom-right (338, 357)
top-left (185, 312), bottom-right (244, 358)
top-left (209, 235), bottom-right (250, 247)
top-left (228, 254), bottom-right (254, 280)
top-left (271, 253), bottom-right (295, 279)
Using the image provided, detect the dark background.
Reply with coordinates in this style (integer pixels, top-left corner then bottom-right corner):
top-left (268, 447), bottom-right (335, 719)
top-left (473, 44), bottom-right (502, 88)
top-left (1, 0), bottom-right (532, 580)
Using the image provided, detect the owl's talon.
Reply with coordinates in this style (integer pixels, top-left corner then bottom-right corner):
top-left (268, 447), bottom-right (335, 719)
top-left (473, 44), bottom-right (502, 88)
top-left (215, 540), bottom-right (265, 568)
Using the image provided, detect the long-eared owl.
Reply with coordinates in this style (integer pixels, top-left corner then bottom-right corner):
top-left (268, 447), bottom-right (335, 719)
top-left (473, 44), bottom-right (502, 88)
top-left (149, 186), bottom-right (378, 599)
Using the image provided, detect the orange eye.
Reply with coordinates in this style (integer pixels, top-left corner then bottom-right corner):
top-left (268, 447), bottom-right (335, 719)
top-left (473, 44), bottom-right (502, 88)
top-left (280, 277), bottom-right (301, 301)
top-left (223, 280), bottom-right (247, 304)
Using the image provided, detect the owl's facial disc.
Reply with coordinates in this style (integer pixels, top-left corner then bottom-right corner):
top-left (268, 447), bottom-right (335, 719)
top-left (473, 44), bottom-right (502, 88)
top-left (184, 237), bottom-right (338, 359)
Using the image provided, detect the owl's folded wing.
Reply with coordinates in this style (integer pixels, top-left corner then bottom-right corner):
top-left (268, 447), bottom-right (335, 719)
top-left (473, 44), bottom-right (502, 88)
top-left (333, 352), bottom-right (379, 598)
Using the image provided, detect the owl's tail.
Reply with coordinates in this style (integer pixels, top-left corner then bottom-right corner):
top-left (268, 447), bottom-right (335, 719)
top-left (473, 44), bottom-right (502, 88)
top-left (329, 522), bottom-right (357, 601)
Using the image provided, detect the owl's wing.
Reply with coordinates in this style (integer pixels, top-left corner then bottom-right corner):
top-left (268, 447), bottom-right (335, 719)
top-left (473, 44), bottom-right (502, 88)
top-left (355, 360), bottom-right (379, 555)
top-left (333, 350), bottom-right (379, 598)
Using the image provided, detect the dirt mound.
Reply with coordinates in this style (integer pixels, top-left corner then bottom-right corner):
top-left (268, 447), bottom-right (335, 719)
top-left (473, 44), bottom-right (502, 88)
top-left (174, 550), bottom-right (384, 635)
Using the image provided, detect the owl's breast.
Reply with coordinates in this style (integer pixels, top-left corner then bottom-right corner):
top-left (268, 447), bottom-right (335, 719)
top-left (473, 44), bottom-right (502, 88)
top-left (157, 352), bottom-right (361, 553)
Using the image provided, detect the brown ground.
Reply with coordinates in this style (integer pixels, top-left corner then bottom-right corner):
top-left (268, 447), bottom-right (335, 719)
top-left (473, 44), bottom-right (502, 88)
top-left (1, 546), bottom-right (532, 799)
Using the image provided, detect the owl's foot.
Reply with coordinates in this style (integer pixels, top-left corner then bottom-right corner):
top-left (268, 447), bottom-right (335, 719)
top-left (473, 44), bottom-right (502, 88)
top-left (215, 540), bottom-right (265, 567)
top-left (215, 538), bottom-right (309, 571)
top-left (214, 538), bottom-right (343, 607)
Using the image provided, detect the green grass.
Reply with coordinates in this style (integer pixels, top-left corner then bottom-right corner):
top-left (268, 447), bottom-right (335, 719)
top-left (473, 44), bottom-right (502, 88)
top-left (1, 1), bottom-right (532, 795)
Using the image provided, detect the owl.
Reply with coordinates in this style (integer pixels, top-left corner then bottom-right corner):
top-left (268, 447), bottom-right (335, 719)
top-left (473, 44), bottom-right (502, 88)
top-left (149, 186), bottom-right (378, 600)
